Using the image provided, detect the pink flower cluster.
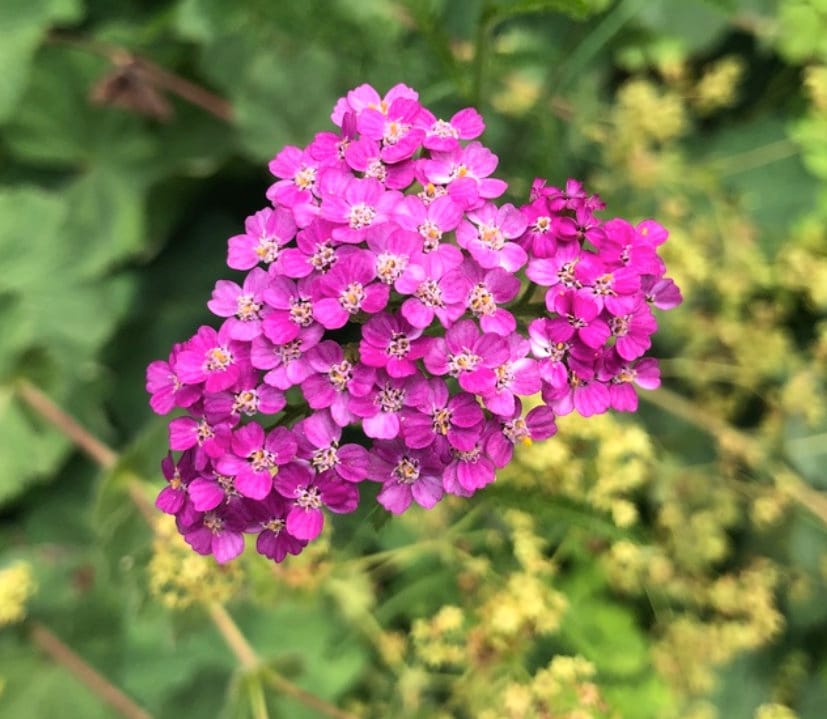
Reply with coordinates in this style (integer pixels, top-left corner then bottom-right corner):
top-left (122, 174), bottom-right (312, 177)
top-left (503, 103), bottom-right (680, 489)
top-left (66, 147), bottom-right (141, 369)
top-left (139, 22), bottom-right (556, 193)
top-left (146, 83), bottom-right (682, 564)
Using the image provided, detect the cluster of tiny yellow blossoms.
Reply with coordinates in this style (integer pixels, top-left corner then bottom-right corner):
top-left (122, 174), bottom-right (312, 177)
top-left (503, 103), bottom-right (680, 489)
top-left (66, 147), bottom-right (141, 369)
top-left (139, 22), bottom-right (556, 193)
top-left (148, 515), bottom-right (242, 608)
top-left (0, 561), bottom-right (36, 627)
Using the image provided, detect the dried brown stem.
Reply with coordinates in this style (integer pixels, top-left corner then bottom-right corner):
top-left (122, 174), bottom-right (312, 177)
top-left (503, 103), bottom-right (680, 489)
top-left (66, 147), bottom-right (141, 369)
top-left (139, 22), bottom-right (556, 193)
top-left (31, 622), bottom-right (154, 719)
top-left (18, 381), bottom-right (360, 719)
top-left (16, 379), bottom-right (118, 470)
top-left (47, 31), bottom-right (233, 122)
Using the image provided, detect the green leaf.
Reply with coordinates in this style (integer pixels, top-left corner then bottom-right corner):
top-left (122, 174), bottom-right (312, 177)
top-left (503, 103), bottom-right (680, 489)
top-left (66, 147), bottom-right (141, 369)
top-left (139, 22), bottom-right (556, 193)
top-left (559, 599), bottom-right (649, 677)
top-left (4, 45), bottom-right (157, 168)
top-left (0, 0), bottom-right (83, 121)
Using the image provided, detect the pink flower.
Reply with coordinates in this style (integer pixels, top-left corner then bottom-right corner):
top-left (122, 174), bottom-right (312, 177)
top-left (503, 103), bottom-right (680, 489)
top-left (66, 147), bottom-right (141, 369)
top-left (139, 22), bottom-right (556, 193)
top-left (394, 195), bottom-right (463, 254)
top-left (312, 250), bottom-right (390, 329)
top-left (420, 107), bottom-right (485, 152)
top-left (372, 440), bottom-right (445, 513)
top-left (485, 400), bottom-right (557, 468)
top-left (456, 202), bottom-right (528, 271)
top-left (481, 335), bottom-right (542, 417)
top-left (423, 319), bottom-right (510, 395)
top-left (294, 410), bottom-right (371, 483)
top-left (599, 353), bottom-right (661, 412)
top-left (207, 268), bottom-right (271, 341)
top-left (357, 97), bottom-right (425, 163)
top-left (175, 325), bottom-right (249, 393)
top-left (442, 260), bottom-right (520, 336)
top-left (227, 207), bottom-right (296, 270)
top-left (214, 422), bottom-right (298, 500)
top-left (300, 341), bottom-right (375, 426)
top-left (331, 83), bottom-right (419, 126)
top-left (267, 146), bottom-right (320, 208)
top-left (250, 324), bottom-right (323, 390)
top-left (395, 252), bottom-right (465, 329)
top-left (544, 289), bottom-right (611, 350)
top-left (359, 312), bottom-right (428, 377)
top-left (261, 277), bottom-right (319, 344)
top-left (146, 347), bottom-right (201, 415)
top-left (402, 378), bottom-right (484, 452)
top-left (319, 173), bottom-right (401, 243)
top-left (274, 462), bottom-right (359, 541)
top-left (420, 142), bottom-right (508, 209)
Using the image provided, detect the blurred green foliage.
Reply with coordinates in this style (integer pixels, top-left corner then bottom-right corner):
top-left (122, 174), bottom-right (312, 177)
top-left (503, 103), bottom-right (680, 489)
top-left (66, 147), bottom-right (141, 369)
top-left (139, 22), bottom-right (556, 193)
top-left (1, 1), bottom-right (827, 718)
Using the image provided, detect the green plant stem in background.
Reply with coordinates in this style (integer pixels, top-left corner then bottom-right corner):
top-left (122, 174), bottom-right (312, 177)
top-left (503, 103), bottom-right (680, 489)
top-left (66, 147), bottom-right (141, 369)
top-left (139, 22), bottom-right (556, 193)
top-left (14, 381), bottom-right (360, 719)
top-left (30, 623), bottom-right (154, 719)
top-left (551, 0), bottom-right (646, 93)
top-left (642, 386), bottom-right (827, 526)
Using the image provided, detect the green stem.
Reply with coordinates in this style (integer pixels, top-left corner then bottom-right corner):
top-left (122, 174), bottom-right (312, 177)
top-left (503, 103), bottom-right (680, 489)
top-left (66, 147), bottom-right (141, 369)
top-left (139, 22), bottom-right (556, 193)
top-left (471, 2), bottom-right (495, 106)
top-left (551, 0), bottom-right (646, 94)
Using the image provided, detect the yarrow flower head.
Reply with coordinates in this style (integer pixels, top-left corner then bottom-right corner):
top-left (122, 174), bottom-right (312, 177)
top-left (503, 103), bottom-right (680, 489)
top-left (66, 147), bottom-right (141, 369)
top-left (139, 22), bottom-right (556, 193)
top-left (146, 83), bottom-right (682, 564)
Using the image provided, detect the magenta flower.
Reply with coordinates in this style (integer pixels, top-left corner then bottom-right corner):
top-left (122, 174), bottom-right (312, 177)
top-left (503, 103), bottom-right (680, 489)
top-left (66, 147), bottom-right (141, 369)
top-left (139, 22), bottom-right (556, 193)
top-left (442, 261), bottom-right (520, 336)
top-left (482, 335), bottom-right (542, 417)
top-left (517, 196), bottom-right (577, 258)
top-left (528, 318), bottom-right (571, 387)
top-left (542, 369), bottom-right (610, 418)
top-left (525, 238), bottom-right (582, 292)
top-left (276, 219), bottom-right (347, 278)
top-left (175, 325), bottom-right (249, 393)
top-left (300, 341), bottom-right (375, 426)
top-left (187, 466), bottom-right (242, 513)
top-left (366, 224), bottom-right (422, 285)
top-left (146, 347), bottom-right (201, 415)
top-left (349, 372), bottom-right (423, 440)
top-left (332, 82), bottom-right (419, 126)
top-left (609, 303), bottom-right (658, 361)
top-left (344, 137), bottom-right (415, 189)
top-left (267, 145), bottom-right (320, 208)
top-left (423, 319), bottom-right (510, 395)
top-left (421, 141), bottom-right (508, 209)
top-left (227, 207), bottom-right (296, 270)
top-left (244, 493), bottom-right (308, 562)
top-left (250, 324), bottom-right (323, 390)
top-left (394, 194), bottom-right (463, 254)
top-left (214, 422), bottom-right (298, 500)
top-left (372, 439), bottom-right (445, 513)
top-left (596, 219), bottom-right (664, 276)
top-left (155, 451), bottom-right (196, 514)
top-left (261, 276), bottom-right (318, 344)
top-left (357, 96), bottom-right (425, 163)
top-left (273, 462), bottom-right (360, 541)
top-left (207, 268), bottom-right (271, 341)
top-left (177, 501), bottom-right (248, 564)
top-left (403, 378), bottom-right (484, 451)
top-left (146, 83), bottom-right (683, 566)
top-left (575, 254), bottom-right (642, 316)
top-left (312, 250), bottom-right (390, 329)
top-left (599, 353), bottom-right (661, 412)
top-left (442, 428), bottom-right (498, 496)
top-left (395, 252), bottom-right (465, 329)
top-left (359, 312), bottom-right (427, 377)
top-left (203, 370), bottom-right (286, 424)
top-left (420, 107), bottom-right (485, 152)
top-left (319, 173), bottom-right (401, 243)
top-left (294, 410), bottom-right (370, 483)
top-left (167, 415), bottom-right (232, 469)
top-left (544, 289), bottom-right (611, 350)
top-left (642, 275), bottom-right (683, 310)
top-left (456, 202), bottom-right (528, 271)
top-left (485, 400), bottom-right (557, 468)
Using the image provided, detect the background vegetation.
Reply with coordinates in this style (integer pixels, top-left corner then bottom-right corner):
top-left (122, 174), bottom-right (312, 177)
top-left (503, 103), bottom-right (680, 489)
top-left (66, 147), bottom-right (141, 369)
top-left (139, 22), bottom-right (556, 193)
top-left (1, 0), bottom-right (827, 717)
